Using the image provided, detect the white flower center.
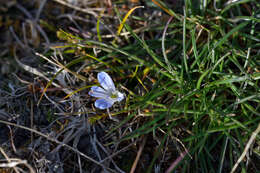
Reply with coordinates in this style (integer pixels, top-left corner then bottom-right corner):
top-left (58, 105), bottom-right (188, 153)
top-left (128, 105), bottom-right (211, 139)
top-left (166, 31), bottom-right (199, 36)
top-left (109, 91), bottom-right (119, 99)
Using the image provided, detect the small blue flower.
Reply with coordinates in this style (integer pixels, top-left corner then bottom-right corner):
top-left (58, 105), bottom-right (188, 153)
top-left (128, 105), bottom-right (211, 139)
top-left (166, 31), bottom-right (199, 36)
top-left (89, 71), bottom-right (124, 109)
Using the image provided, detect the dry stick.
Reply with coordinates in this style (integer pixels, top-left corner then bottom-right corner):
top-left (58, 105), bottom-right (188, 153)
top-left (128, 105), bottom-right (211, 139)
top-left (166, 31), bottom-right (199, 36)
top-left (13, 49), bottom-right (73, 99)
top-left (0, 158), bottom-right (35, 173)
top-left (7, 126), bottom-right (17, 153)
top-left (130, 136), bottom-right (147, 173)
top-left (0, 157), bottom-right (35, 173)
top-left (0, 152), bottom-right (35, 173)
top-left (0, 119), bottom-right (117, 173)
top-left (165, 150), bottom-right (188, 173)
top-left (30, 99), bottom-right (34, 143)
top-left (96, 140), bottom-right (125, 173)
top-left (35, 0), bottom-right (47, 21)
top-left (100, 142), bottom-right (134, 163)
top-left (230, 122), bottom-right (260, 173)
top-left (15, 3), bottom-right (33, 19)
top-left (0, 147), bottom-right (20, 173)
top-left (51, 0), bottom-right (99, 17)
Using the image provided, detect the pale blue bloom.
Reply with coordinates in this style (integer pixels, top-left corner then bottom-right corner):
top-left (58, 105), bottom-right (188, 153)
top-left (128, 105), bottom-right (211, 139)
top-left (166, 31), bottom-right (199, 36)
top-left (89, 71), bottom-right (124, 109)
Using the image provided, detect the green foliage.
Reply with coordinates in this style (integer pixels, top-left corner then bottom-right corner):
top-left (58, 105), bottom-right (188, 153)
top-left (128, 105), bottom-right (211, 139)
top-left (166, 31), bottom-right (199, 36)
top-left (53, 0), bottom-right (260, 172)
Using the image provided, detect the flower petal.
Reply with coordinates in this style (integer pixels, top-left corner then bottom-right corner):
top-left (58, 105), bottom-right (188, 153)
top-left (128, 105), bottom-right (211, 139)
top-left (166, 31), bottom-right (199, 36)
top-left (94, 99), bottom-right (113, 109)
top-left (98, 71), bottom-right (115, 91)
top-left (89, 86), bottom-right (108, 98)
top-left (116, 92), bottom-right (124, 102)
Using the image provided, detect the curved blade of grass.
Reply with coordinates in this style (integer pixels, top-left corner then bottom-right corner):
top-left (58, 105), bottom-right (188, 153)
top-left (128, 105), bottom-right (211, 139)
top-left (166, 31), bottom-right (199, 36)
top-left (153, 108), bottom-right (203, 114)
top-left (57, 29), bottom-right (83, 41)
top-left (207, 117), bottom-right (260, 133)
top-left (196, 69), bottom-right (210, 89)
top-left (235, 94), bottom-right (260, 105)
top-left (243, 103), bottom-right (260, 116)
top-left (151, 0), bottom-right (181, 20)
top-left (190, 27), bottom-right (200, 69)
top-left (83, 52), bottom-right (112, 69)
top-left (182, 6), bottom-right (189, 76)
top-left (221, 0), bottom-right (254, 14)
top-left (136, 76), bottom-right (148, 92)
top-left (218, 135), bottom-right (228, 173)
top-left (213, 21), bottom-right (249, 49)
top-left (116, 6), bottom-right (144, 36)
top-left (120, 113), bottom-right (168, 141)
top-left (84, 40), bottom-right (174, 79)
top-left (96, 10), bottom-right (105, 42)
top-left (123, 23), bottom-right (172, 76)
top-left (162, 16), bottom-right (177, 76)
top-left (206, 75), bottom-right (250, 87)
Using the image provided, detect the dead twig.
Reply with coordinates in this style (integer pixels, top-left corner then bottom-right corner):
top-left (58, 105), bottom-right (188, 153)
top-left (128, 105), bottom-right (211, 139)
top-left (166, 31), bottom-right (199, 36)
top-left (51, 0), bottom-right (102, 17)
top-left (7, 125), bottom-right (17, 153)
top-left (165, 150), bottom-right (188, 173)
top-left (0, 147), bottom-right (35, 173)
top-left (130, 136), bottom-right (147, 173)
top-left (230, 123), bottom-right (260, 173)
top-left (0, 119), bottom-right (117, 173)
top-left (30, 99), bottom-right (34, 143)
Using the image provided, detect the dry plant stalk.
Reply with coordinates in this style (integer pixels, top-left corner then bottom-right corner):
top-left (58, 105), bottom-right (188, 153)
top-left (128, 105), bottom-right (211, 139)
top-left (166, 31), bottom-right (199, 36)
top-left (0, 147), bottom-right (35, 173)
top-left (230, 122), bottom-right (260, 173)
top-left (130, 136), bottom-right (147, 173)
top-left (0, 119), bottom-right (117, 173)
